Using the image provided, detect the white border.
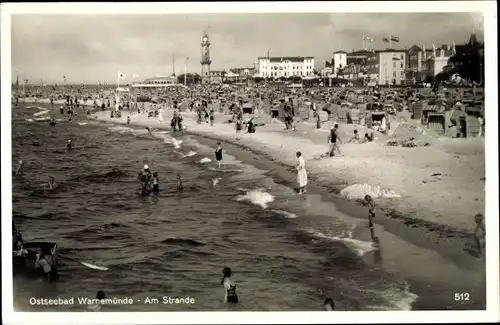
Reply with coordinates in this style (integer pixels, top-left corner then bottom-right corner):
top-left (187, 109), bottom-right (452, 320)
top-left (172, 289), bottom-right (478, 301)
top-left (1, 2), bottom-right (498, 324)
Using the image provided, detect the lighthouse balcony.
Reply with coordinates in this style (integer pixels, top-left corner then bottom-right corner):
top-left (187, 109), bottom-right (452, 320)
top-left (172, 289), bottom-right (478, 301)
top-left (201, 60), bottom-right (212, 65)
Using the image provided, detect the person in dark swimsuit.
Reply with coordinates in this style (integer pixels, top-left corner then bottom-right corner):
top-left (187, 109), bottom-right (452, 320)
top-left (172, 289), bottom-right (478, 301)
top-left (67, 140), bottom-right (72, 150)
top-left (324, 298), bottom-right (335, 311)
top-left (327, 124), bottom-right (341, 157)
top-left (221, 267), bottom-right (238, 303)
top-left (364, 195), bottom-right (376, 228)
top-left (215, 142), bottom-right (223, 169)
top-left (151, 172), bottom-right (159, 194)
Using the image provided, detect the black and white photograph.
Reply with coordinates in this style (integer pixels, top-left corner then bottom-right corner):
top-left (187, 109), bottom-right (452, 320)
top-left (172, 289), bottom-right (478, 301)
top-left (1, 2), bottom-right (498, 324)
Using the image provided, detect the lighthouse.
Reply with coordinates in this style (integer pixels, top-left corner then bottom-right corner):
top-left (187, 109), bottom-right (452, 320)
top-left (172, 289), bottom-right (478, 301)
top-left (200, 33), bottom-right (211, 84)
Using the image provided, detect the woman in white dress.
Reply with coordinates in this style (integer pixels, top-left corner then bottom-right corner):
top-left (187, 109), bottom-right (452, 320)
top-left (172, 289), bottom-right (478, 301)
top-left (295, 151), bottom-right (307, 195)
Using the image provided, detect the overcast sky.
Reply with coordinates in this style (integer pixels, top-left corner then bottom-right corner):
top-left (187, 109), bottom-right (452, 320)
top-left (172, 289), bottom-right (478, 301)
top-left (11, 13), bottom-right (483, 84)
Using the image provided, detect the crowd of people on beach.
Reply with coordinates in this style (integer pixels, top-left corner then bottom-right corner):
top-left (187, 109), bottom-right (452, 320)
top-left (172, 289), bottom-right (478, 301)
top-left (12, 78), bottom-right (487, 311)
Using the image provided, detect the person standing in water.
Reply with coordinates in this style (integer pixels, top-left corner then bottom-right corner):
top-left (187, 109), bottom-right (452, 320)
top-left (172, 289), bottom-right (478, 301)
top-left (323, 298), bottom-right (335, 311)
top-left (138, 165), bottom-right (152, 195)
top-left (87, 291), bottom-right (106, 312)
top-left (67, 140), bottom-right (73, 150)
top-left (151, 172), bottom-right (159, 194)
top-left (48, 176), bottom-right (57, 190)
top-left (145, 126), bottom-right (153, 136)
top-left (15, 160), bottom-right (24, 176)
top-left (474, 213), bottom-right (485, 256)
top-left (364, 195), bottom-right (376, 228)
top-left (177, 174), bottom-right (183, 191)
top-left (327, 124), bottom-right (342, 157)
top-left (221, 267), bottom-right (238, 303)
top-left (215, 142), bottom-right (223, 169)
top-left (295, 152), bottom-right (308, 195)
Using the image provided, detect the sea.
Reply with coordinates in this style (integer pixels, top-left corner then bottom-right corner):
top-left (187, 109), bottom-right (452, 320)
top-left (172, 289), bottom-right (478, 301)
top-left (11, 103), bottom-right (485, 311)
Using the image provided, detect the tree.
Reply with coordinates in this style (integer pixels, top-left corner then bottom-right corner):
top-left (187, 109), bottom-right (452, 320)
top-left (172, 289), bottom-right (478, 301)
top-left (177, 73), bottom-right (201, 85)
top-left (448, 36), bottom-right (484, 83)
top-left (253, 77), bottom-right (264, 83)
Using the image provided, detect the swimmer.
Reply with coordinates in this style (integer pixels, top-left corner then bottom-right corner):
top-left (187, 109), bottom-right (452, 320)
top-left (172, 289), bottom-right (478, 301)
top-left (60, 105), bottom-right (64, 115)
top-left (177, 174), bottom-right (183, 190)
top-left (15, 160), bottom-right (24, 176)
top-left (32, 140), bottom-right (40, 146)
top-left (215, 142), bottom-right (223, 169)
top-left (48, 176), bottom-right (56, 190)
top-left (127, 116), bottom-right (131, 124)
top-left (364, 195), bottom-right (375, 228)
top-left (221, 267), bottom-right (238, 303)
top-left (146, 126), bottom-right (153, 136)
top-left (87, 291), bottom-right (105, 312)
top-left (67, 140), bottom-right (72, 150)
top-left (151, 172), bottom-right (159, 194)
top-left (323, 298), bottom-right (335, 311)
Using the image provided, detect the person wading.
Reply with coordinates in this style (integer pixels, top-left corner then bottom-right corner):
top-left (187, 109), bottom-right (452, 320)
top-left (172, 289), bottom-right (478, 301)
top-left (295, 151), bottom-right (308, 195)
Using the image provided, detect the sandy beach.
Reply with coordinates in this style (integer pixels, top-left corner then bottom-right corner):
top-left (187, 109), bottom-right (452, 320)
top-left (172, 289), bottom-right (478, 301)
top-left (91, 109), bottom-right (485, 242)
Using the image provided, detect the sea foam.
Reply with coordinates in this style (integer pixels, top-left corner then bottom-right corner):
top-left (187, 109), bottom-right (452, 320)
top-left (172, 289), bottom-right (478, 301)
top-left (236, 189), bottom-right (275, 209)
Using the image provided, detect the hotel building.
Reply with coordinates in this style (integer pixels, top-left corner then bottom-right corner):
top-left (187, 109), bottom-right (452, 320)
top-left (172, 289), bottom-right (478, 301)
top-left (256, 56), bottom-right (315, 78)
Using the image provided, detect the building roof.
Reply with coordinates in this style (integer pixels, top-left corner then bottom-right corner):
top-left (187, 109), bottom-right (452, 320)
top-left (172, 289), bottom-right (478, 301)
top-left (333, 50), bottom-right (348, 54)
top-left (143, 76), bottom-right (177, 82)
top-left (347, 50), bottom-right (376, 57)
top-left (257, 56), bottom-right (314, 62)
top-left (376, 49), bottom-right (407, 53)
top-left (408, 45), bottom-right (422, 52)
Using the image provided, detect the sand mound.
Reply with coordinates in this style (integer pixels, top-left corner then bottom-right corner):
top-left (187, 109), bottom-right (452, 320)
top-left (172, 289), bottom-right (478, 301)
top-left (340, 183), bottom-right (401, 200)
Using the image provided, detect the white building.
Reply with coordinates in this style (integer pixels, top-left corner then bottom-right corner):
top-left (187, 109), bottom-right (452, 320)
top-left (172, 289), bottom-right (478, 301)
top-left (332, 50), bottom-right (347, 76)
top-left (256, 56), bottom-right (315, 78)
top-left (378, 50), bottom-right (407, 85)
top-left (422, 44), bottom-right (456, 77)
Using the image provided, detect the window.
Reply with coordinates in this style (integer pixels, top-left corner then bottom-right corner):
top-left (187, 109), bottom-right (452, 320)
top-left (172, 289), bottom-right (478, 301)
top-left (401, 54), bottom-right (404, 59)
top-left (401, 62), bottom-right (404, 68)
top-left (393, 72), bottom-right (396, 78)
top-left (393, 62), bottom-right (396, 68)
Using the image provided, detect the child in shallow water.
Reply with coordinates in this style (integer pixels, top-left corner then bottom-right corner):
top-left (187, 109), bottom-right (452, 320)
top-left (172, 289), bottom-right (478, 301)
top-left (364, 195), bottom-right (375, 228)
top-left (177, 174), bottom-right (183, 191)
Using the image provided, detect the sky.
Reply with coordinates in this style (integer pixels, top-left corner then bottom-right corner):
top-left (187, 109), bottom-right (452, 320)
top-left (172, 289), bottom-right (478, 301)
top-left (10, 12), bottom-right (483, 84)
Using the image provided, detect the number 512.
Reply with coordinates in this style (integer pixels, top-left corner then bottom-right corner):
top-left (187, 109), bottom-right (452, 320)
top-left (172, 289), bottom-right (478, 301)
top-left (454, 293), bottom-right (470, 301)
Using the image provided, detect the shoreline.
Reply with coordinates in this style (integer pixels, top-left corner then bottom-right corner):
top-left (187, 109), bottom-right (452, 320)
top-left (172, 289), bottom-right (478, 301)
top-left (89, 109), bottom-right (485, 272)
